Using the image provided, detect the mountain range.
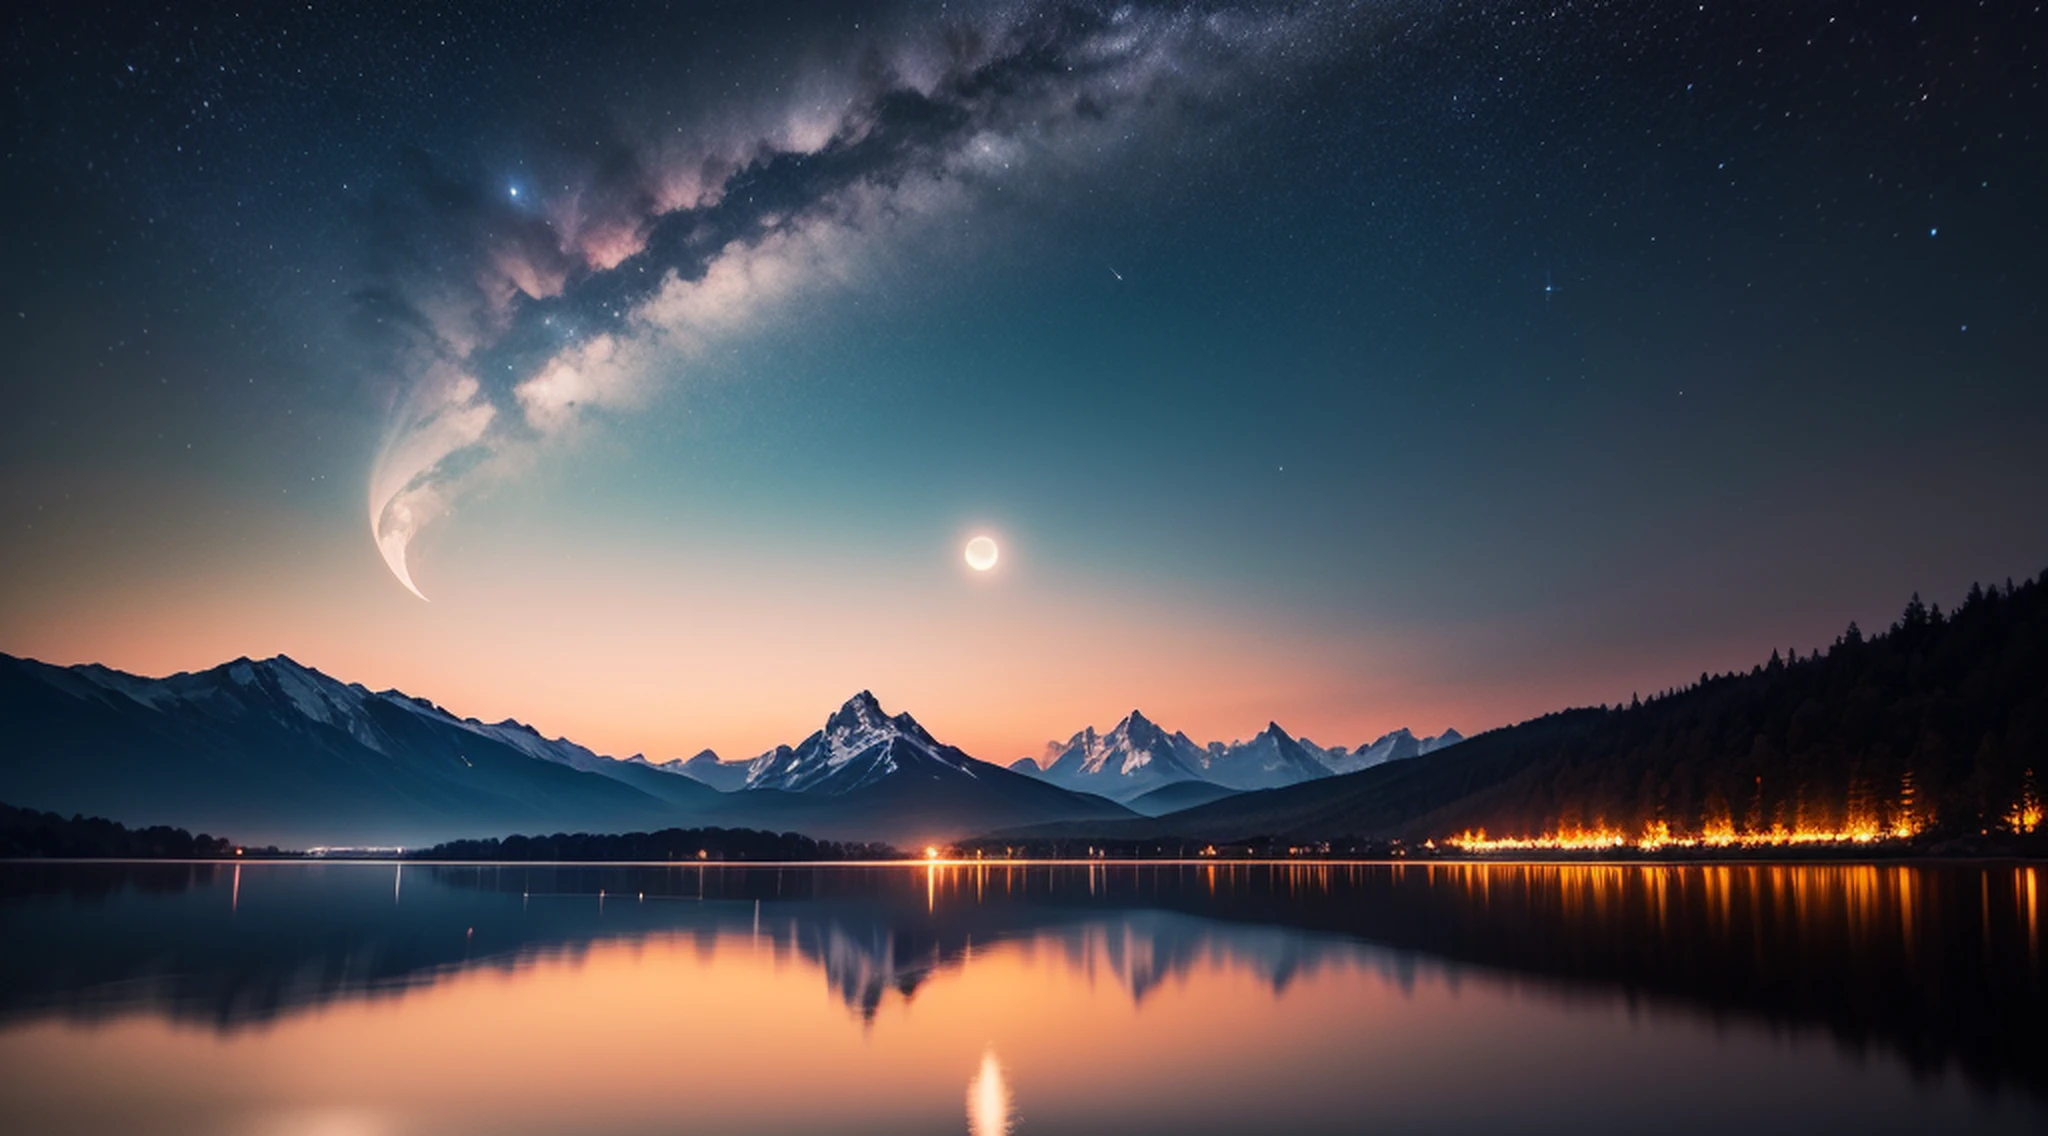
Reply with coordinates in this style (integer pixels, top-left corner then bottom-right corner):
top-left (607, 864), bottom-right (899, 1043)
top-left (0, 648), bottom-right (1462, 847)
top-left (6, 575), bottom-right (2036, 855)
top-left (609, 702), bottom-right (1464, 820)
top-left (0, 655), bottom-right (1141, 847)
top-left (0, 653), bottom-right (713, 848)
top-left (1306, 727), bottom-right (1466, 774)
top-left (997, 710), bottom-right (1460, 810)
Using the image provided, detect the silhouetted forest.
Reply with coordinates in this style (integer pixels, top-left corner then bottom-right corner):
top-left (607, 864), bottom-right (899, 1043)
top-left (982, 571), bottom-right (2047, 852)
top-left (1415, 571), bottom-right (2048, 842)
top-left (411, 827), bottom-right (900, 861)
top-left (0, 802), bottom-right (244, 858)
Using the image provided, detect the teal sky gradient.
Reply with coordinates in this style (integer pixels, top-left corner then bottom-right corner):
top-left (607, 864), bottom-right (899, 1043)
top-left (4, 1), bottom-right (2044, 762)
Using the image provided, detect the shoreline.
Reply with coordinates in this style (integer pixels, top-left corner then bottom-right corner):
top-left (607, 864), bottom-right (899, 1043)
top-left (4, 854), bottom-right (2042, 867)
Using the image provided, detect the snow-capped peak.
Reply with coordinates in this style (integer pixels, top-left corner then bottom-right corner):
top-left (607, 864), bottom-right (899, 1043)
top-left (1035, 709), bottom-right (1207, 801)
top-left (1317, 726), bottom-right (1467, 774)
top-left (825, 689), bottom-right (891, 735)
top-left (1192, 722), bottom-right (1330, 791)
top-left (742, 691), bottom-right (982, 795)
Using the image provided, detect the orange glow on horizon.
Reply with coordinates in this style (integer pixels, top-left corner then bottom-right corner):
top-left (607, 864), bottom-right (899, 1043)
top-left (0, 491), bottom-right (1778, 767)
top-left (1444, 816), bottom-right (1926, 854)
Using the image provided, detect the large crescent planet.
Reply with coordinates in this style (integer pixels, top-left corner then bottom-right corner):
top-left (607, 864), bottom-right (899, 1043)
top-left (964, 536), bottom-right (999, 572)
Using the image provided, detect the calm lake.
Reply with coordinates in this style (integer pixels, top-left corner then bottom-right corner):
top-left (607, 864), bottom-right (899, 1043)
top-left (0, 860), bottom-right (2040, 1135)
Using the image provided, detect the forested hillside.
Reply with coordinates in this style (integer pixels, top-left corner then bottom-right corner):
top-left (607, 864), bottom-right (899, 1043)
top-left (979, 572), bottom-right (2046, 849)
top-left (1410, 574), bottom-right (2045, 843)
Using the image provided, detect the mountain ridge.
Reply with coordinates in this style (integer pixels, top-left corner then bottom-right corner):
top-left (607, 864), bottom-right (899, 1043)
top-left (1013, 710), bottom-right (1464, 801)
top-left (0, 657), bottom-right (1133, 847)
top-left (0, 652), bottom-right (698, 848)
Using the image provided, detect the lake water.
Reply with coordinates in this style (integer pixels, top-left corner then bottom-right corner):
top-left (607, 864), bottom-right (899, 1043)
top-left (0, 860), bottom-right (2040, 1135)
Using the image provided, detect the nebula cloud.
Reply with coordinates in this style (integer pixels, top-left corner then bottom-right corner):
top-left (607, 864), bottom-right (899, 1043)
top-left (364, 2), bottom-right (1348, 598)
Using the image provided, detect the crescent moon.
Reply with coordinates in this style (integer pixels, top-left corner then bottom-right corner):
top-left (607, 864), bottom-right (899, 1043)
top-left (370, 486), bottom-right (431, 602)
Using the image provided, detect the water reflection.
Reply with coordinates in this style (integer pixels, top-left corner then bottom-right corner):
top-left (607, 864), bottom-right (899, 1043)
top-left (967, 1048), bottom-right (1013, 1136)
top-left (0, 860), bottom-right (2042, 1135)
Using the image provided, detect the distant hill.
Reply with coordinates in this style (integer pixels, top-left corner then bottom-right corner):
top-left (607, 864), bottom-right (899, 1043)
top-left (1124, 779), bottom-right (1241, 817)
top-left (983, 573), bottom-right (2048, 848)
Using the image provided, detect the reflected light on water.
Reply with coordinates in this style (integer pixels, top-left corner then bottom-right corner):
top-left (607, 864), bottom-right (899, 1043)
top-left (967, 1047), bottom-right (1013, 1136)
top-left (252, 1108), bottom-right (390, 1136)
top-left (1, 861), bottom-right (2043, 1136)
top-left (2029, 867), bottom-right (2040, 964)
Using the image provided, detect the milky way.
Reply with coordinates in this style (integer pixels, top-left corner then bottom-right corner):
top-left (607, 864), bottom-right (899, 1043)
top-left (365, 2), bottom-right (1351, 598)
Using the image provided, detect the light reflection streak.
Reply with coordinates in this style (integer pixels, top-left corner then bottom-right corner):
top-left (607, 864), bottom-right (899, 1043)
top-left (1899, 867), bottom-right (1915, 959)
top-left (2027, 868), bottom-right (2039, 967)
top-left (966, 1047), bottom-right (1013, 1136)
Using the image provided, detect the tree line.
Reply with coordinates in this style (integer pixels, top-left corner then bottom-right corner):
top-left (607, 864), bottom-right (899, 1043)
top-left (1426, 570), bottom-right (2048, 844)
top-left (409, 826), bottom-right (900, 861)
top-left (0, 802), bottom-right (249, 858)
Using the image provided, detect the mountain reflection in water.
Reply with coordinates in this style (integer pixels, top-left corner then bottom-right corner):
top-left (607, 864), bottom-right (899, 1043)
top-left (0, 860), bottom-right (2040, 1136)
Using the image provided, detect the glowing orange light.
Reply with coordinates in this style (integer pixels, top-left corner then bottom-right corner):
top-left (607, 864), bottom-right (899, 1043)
top-left (1444, 817), bottom-right (1925, 854)
top-left (924, 846), bottom-right (942, 862)
top-left (2008, 769), bottom-right (2042, 834)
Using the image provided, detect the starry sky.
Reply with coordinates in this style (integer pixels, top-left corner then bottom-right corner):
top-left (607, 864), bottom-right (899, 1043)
top-left (4, 1), bottom-right (2045, 764)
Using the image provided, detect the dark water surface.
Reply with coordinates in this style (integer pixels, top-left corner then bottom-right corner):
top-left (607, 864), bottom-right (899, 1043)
top-left (0, 860), bottom-right (2040, 1135)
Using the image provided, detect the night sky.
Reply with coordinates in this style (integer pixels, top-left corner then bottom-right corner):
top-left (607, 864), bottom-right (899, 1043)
top-left (4, 1), bottom-right (2044, 764)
